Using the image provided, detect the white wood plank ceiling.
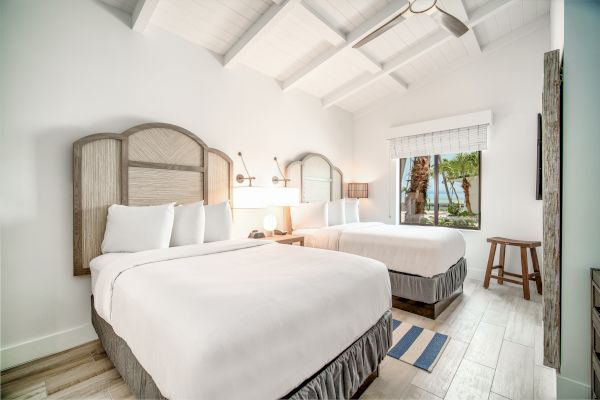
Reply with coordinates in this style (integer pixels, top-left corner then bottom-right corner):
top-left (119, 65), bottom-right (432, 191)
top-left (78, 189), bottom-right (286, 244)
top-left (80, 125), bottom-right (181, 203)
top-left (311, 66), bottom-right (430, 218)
top-left (104, 0), bottom-right (551, 113)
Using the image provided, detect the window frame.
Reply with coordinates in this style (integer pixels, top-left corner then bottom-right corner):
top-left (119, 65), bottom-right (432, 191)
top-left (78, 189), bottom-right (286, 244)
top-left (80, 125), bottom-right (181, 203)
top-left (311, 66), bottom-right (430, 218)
top-left (398, 151), bottom-right (482, 231)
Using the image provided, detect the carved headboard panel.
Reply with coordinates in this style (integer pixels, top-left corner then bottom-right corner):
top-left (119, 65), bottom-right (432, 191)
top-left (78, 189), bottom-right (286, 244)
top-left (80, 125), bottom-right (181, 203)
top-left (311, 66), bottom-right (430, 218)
top-left (285, 153), bottom-right (343, 203)
top-left (73, 123), bottom-right (232, 276)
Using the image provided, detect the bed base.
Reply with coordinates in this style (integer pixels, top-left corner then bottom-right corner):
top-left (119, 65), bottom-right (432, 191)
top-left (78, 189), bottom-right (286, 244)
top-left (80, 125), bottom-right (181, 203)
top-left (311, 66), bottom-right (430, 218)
top-left (91, 297), bottom-right (391, 399)
top-left (392, 286), bottom-right (463, 319)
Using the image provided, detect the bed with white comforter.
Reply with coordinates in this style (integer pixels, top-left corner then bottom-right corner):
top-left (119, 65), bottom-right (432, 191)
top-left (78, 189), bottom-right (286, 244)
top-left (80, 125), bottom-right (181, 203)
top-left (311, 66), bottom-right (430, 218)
top-left (91, 239), bottom-right (391, 400)
top-left (294, 222), bottom-right (466, 278)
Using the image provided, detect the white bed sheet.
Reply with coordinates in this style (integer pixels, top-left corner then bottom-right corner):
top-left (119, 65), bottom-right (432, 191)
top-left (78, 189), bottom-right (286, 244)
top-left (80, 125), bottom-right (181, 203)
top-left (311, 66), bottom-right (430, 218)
top-left (294, 222), bottom-right (465, 278)
top-left (91, 240), bottom-right (391, 400)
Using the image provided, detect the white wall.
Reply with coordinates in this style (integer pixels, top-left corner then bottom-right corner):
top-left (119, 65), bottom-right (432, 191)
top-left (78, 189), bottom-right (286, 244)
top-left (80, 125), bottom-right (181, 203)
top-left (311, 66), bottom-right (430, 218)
top-left (353, 27), bottom-right (549, 278)
top-left (0, 0), bottom-right (353, 369)
top-left (550, 0), bottom-right (564, 55)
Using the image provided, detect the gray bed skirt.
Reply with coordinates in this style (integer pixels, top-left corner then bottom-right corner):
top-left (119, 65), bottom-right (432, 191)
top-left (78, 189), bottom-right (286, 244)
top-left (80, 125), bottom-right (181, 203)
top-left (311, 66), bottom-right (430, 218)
top-left (91, 299), bottom-right (392, 400)
top-left (389, 257), bottom-right (467, 304)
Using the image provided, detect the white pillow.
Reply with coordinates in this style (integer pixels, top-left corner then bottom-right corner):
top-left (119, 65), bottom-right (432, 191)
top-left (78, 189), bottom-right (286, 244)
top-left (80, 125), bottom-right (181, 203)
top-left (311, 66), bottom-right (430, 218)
top-left (327, 199), bottom-right (346, 226)
top-left (204, 201), bottom-right (232, 242)
top-left (101, 203), bottom-right (175, 253)
top-left (170, 201), bottom-right (205, 247)
top-left (291, 202), bottom-right (328, 230)
top-left (345, 198), bottom-right (360, 223)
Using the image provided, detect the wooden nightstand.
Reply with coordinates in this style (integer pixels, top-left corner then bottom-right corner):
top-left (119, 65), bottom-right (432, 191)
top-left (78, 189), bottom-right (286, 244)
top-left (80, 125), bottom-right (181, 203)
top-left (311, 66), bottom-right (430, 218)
top-left (260, 234), bottom-right (304, 246)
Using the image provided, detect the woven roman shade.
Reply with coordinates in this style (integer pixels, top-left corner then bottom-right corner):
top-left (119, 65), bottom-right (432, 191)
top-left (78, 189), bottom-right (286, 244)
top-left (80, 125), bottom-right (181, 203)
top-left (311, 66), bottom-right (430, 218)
top-left (389, 124), bottom-right (489, 159)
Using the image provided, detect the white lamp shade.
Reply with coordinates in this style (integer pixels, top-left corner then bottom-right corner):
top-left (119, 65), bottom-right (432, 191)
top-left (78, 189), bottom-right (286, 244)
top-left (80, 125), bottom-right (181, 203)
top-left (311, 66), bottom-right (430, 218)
top-left (263, 214), bottom-right (277, 231)
top-left (266, 187), bottom-right (300, 207)
top-left (233, 186), bottom-right (267, 209)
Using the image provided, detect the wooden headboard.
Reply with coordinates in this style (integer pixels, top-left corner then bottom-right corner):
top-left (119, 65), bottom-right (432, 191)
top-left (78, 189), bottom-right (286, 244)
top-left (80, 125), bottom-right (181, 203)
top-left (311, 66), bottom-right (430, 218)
top-left (73, 123), bottom-right (233, 276)
top-left (285, 153), bottom-right (343, 203)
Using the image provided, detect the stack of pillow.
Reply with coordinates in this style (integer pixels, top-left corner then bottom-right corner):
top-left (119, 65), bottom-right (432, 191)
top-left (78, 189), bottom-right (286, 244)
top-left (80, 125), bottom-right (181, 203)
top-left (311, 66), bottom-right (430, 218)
top-left (290, 198), bottom-right (360, 230)
top-left (101, 201), bottom-right (232, 253)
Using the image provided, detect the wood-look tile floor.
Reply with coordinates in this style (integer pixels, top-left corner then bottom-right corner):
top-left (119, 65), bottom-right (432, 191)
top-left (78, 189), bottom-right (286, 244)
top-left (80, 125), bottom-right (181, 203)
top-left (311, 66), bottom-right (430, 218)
top-left (1, 279), bottom-right (556, 400)
top-left (363, 279), bottom-right (556, 400)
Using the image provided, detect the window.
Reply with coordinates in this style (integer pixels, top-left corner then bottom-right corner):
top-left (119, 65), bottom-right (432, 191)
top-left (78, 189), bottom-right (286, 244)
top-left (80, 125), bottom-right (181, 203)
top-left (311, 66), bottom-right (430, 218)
top-left (399, 151), bottom-right (481, 229)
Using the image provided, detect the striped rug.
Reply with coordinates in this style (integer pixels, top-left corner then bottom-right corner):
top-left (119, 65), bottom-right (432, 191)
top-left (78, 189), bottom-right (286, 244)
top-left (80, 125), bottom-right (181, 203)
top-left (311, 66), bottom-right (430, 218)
top-left (387, 319), bottom-right (449, 372)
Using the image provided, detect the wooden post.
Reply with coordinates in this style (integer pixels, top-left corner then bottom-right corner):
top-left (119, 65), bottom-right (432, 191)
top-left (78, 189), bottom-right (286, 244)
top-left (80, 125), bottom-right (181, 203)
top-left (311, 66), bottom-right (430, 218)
top-left (542, 49), bottom-right (562, 370)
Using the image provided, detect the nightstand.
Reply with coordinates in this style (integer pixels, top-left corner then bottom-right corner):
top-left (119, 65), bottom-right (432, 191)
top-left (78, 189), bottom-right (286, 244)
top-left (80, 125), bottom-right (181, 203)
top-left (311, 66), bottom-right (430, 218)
top-left (260, 234), bottom-right (304, 246)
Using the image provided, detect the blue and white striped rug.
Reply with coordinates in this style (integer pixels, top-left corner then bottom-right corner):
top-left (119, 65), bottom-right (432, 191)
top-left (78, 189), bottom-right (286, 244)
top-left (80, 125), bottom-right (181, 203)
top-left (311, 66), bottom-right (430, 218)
top-left (387, 319), bottom-right (449, 372)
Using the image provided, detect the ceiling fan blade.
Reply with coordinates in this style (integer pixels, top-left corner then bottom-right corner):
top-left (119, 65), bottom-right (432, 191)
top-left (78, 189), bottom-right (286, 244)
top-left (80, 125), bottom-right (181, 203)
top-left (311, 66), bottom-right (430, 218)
top-left (432, 6), bottom-right (469, 37)
top-left (353, 14), bottom-right (405, 48)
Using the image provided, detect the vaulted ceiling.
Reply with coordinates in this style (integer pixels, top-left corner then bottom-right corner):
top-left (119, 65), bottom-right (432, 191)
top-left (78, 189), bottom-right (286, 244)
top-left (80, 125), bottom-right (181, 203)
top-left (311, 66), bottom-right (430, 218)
top-left (102, 0), bottom-right (550, 113)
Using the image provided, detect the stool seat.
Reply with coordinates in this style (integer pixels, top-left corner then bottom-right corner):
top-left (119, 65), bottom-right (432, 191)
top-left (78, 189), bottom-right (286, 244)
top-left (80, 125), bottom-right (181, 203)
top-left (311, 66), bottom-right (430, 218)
top-left (486, 237), bottom-right (541, 248)
top-left (483, 236), bottom-right (542, 300)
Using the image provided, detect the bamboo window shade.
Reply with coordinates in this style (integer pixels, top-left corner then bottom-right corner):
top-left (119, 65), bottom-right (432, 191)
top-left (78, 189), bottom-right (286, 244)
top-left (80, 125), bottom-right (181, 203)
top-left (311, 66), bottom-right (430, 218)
top-left (388, 124), bottom-right (489, 159)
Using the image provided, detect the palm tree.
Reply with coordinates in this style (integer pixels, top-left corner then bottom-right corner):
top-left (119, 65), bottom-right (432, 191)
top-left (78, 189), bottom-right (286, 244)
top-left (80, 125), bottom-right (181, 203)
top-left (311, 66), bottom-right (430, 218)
top-left (452, 152), bottom-right (479, 213)
top-left (407, 156), bottom-right (430, 215)
top-left (438, 157), bottom-right (454, 206)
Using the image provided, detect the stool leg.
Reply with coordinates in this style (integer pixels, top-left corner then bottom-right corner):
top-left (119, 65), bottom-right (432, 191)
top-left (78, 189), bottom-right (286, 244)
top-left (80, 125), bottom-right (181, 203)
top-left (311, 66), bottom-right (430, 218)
top-left (484, 242), bottom-right (497, 289)
top-left (530, 247), bottom-right (543, 294)
top-left (520, 247), bottom-right (530, 300)
top-left (498, 244), bottom-right (506, 285)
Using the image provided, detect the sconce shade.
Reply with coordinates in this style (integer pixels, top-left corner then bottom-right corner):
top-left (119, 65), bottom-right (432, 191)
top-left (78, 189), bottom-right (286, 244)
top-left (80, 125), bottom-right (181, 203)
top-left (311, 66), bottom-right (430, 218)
top-left (265, 187), bottom-right (300, 207)
top-left (348, 183), bottom-right (368, 199)
top-left (233, 186), bottom-right (267, 209)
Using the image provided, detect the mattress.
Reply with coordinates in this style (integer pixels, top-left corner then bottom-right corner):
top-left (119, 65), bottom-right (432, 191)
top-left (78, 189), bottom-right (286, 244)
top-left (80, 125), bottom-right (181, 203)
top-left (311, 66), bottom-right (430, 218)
top-left (91, 239), bottom-right (391, 400)
top-left (294, 222), bottom-right (466, 278)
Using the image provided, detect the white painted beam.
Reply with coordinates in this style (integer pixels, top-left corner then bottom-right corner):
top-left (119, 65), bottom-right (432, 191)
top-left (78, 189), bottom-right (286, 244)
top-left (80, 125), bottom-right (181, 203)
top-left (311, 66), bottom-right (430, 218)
top-left (224, 0), bottom-right (301, 67)
top-left (467, 0), bottom-right (516, 26)
top-left (297, 1), bottom-right (345, 45)
top-left (131, 0), bottom-right (159, 32)
top-left (322, 0), bottom-right (517, 108)
top-left (323, 29), bottom-right (449, 107)
top-left (282, 0), bottom-right (409, 91)
top-left (351, 51), bottom-right (382, 73)
top-left (441, 0), bottom-right (482, 57)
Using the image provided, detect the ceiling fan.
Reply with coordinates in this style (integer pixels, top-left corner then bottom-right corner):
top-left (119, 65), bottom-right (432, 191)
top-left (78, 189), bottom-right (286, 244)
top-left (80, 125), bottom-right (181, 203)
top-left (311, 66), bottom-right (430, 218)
top-left (353, 0), bottom-right (469, 48)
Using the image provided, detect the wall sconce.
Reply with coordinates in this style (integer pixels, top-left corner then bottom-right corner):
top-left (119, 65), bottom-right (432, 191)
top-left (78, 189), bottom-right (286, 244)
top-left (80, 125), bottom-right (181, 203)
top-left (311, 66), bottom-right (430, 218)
top-left (271, 156), bottom-right (291, 186)
top-left (236, 152), bottom-right (256, 186)
top-left (348, 183), bottom-right (369, 199)
top-left (233, 186), bottom-right (266, 209)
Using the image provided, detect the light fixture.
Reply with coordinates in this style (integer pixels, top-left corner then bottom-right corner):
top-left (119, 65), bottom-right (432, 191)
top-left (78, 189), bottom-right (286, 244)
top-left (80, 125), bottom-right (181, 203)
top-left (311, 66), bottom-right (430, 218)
top-left (235, 152), bottom-right (256, 186)
top-left (232, 186), bottom-right (266, 209)
top-left (263, 214), bottom-right (278, 236)
top-left (271, 156), bottom-right (291, 186)
top-left (265, 187), bottom-right (300, 207)
top-left (353, 0), bottom-right (469, 48)
top-left (348, 183), bottom-right (369, 199)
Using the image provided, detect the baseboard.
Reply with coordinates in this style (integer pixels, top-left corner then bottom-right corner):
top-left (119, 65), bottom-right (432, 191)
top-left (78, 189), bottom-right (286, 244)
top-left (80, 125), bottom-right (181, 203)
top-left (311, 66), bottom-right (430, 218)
top-left (557, 374), bottom-right (590, 399)
top-left (1, 323), bottom-right (98, 370)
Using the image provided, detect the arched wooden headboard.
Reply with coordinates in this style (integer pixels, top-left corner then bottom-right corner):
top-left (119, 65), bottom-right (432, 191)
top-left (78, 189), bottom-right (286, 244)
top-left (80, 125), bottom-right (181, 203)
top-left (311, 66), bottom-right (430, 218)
top-left (285, 153), bottom-right (343, 203)
top-left (73, 123), bottom-right (233, 276)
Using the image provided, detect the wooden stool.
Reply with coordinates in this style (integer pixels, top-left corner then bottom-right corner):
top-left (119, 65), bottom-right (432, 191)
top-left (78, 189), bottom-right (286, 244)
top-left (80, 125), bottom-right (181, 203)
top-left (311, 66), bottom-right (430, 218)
top-left (483, 237), bottom-right (542, 300)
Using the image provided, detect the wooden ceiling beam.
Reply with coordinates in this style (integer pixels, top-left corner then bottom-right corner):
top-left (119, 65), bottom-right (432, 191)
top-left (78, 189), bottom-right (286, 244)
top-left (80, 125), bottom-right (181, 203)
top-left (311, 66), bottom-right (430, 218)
top-left (282, 0), bottom-right (410, 92)
top-left (223, 0), bottom-right (301, 67)
top-left (131, 0), bottom-right (160, 32)
top-left (322, 0), bottom-right (518, 108)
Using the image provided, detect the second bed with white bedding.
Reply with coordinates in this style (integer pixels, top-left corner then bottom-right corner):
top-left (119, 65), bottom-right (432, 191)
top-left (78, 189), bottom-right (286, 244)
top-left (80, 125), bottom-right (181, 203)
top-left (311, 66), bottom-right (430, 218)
top-left (91, 239), bottom-right (391, 400)
top-left (295, 222), bottom-right (466, 278)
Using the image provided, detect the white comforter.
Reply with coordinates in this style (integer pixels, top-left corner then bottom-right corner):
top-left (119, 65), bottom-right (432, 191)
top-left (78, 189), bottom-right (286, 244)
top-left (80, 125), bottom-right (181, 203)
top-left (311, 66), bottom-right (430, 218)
top-left (91, 240), bottom-right (391, 400)
top-left (295, 222), bottom-right (465, 278)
